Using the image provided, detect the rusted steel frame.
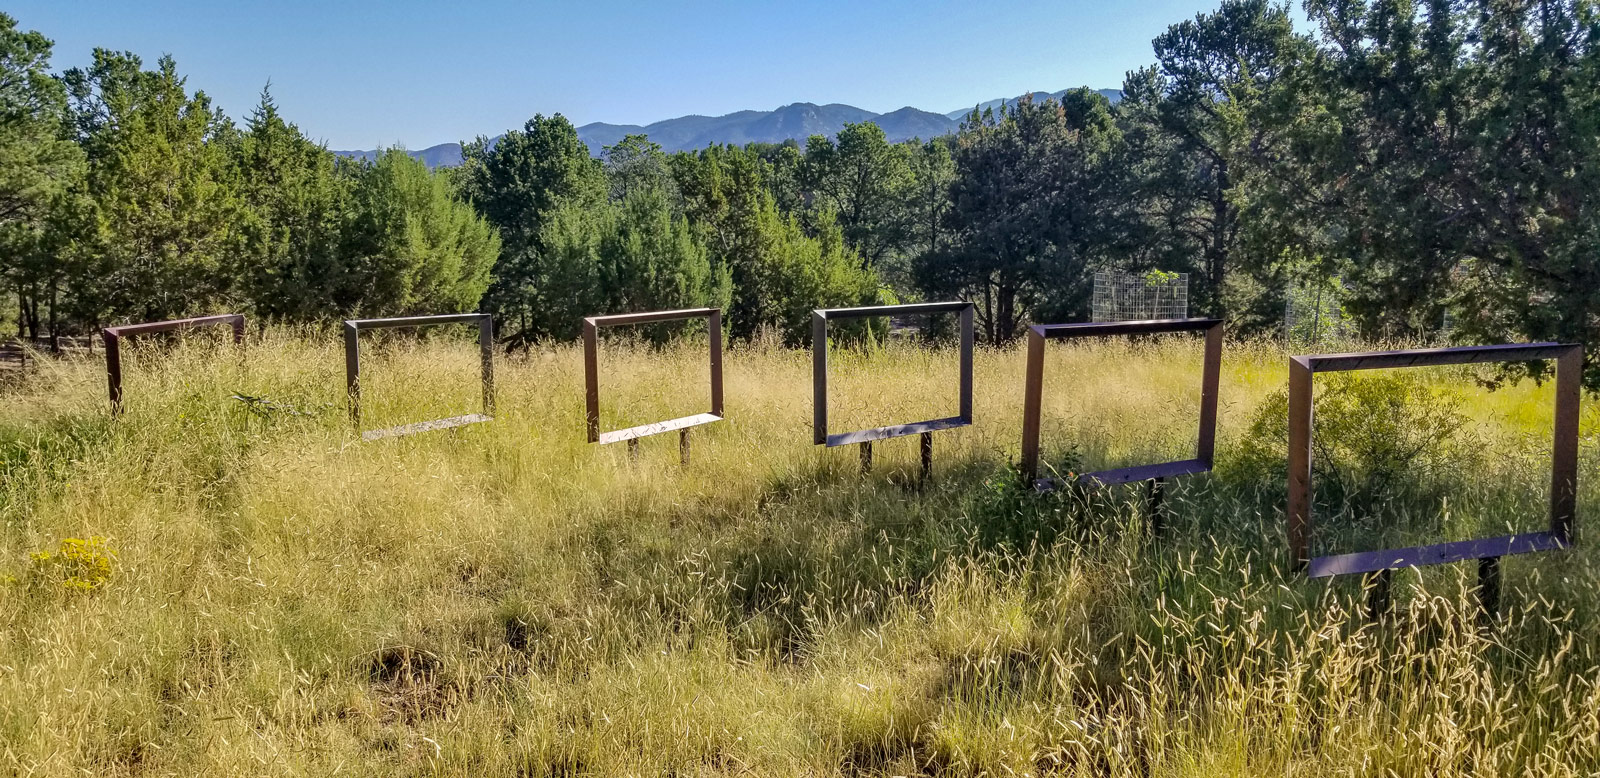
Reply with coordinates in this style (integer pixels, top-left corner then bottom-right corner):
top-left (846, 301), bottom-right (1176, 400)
top-left (812, 301), bottom-right (975, 449)
top-left (1298, 342), bottom-right (1573, 373)
top-left (1307, 530), bottom-right (1568, 578)
top-left (1020, 318), bottom-right (1224, 491)
top-left (1288, 342), bottom-right (1582, 577)
top-left (103, 314), bottom-right (246, 413)
top-left (344, 313), bottom-right (495, 440)
top-left (583, 307), bottom-right (724, 447)
top-left (819, 301), bottom-right (972, 319)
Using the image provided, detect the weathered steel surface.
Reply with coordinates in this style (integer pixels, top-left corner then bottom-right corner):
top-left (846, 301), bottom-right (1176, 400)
top-left (812, 301), bottom-right (975, 449)
top-left (1020, 317), bottom-right (1224, 490)
top-left (103, 314), bottom-right (246, 413)
top-left (825, 416), bottom-right (967, 447)
top-left (817, 301), bottom-right (971, 319)
top-left (1288, 342), bottom-right (1581, 580)
top-left (1300, 342), bottom-right (1571, 373)
top-left (597, 412), bottom-right (722, 445)
top-left (1306, 531), bottom-right (1568, 578)
top-left (344, 313), bottom-right (495, 440)
top-left (1027, 318), bottom-right (1222, 339)
top-left (362, 414), bottom-right (493, 442)
top-left (583, 307), bottom-right (724, 447)
top-left (1033, 458), bottom-right (1211, 493)
top-left (1552, 347), bottom-right (1581, 541)
top-left (1287, 357), bottom-right (1314, 568)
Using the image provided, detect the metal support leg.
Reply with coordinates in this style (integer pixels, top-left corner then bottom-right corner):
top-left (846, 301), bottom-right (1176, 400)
top-left (1365, 568), bottom-right (1393, 623)
top-left (1146, 477), bottom-right (1166, 535)
top-left (628, 438), bottom-right (640, 462)
top-left (859, 441), bottom-right (872, 475)
top-left (1478, 556), bottom-right (1501, 629)
top-left (679, 428), bottom-right (690, 466)
top-left (919, 432), bottom-right (932, 484)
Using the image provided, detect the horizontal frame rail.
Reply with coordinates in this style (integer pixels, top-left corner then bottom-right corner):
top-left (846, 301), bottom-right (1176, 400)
top-left (816, 301), bottom-right (974, 319)
top-left (346, 313), bottom-right (493, 330)
top-left (1308, 531), bottom-right (1569, 578)
top-left (1030, 318), bottom-right (1222, 339)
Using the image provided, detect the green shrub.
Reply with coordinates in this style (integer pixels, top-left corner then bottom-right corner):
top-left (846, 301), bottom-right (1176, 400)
top-left (1230, 372), bottom-right (1478, 511)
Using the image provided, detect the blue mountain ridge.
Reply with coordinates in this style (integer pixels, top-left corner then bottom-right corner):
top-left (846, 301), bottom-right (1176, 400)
top-left (332, 88), bottom-right (1122, 168)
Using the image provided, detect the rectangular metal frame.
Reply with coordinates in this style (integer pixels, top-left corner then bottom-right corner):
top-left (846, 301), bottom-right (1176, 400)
top-left (1289, 342), bottom-right (1582, 577)
top-left (1020, 318), bottom-right (1224, 491)
top-left (103, 314), bottom-right (246, 413)
top-left (344, 313), bottom-right (494, 441)
top-left (812, 301), bottom-right (975, 447)
top-left (582, 307), bottom-right (724, 445)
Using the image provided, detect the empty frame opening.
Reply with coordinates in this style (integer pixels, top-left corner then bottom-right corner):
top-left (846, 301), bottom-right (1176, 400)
top-left (346, 314), bottom-right (495, 442)
top-left (104, 315), bottom-right (247, 413)
top-left (824, 312), bottom-right (963, 438)
top-left (356, 325), bottom-right (484, 431)
top-left (583, 308), bottom-right (723, 446)
top-left (1287, 342), bottom-right (1579, 578)
top-left (1304, 364), bottom-right (1561, 562)
top-left (812, 301), bottom-right (975, 448)
top-left (1034, 333), bottom-right (1209, 476)
top-left (589, 319), bottom-right (715, 436)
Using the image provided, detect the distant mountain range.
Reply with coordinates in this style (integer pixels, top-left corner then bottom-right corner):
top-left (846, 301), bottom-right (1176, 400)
top-left (332, 88), bottom-right (1122, 168)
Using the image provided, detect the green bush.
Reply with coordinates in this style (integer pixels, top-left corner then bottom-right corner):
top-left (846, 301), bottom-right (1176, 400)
top-left (1229, 372), bottom-right (1479, 511)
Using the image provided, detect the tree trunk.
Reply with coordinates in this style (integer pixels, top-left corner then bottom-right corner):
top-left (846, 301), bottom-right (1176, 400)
top-left (1209, 162), bottom-right (1231, 311)
top-left (997, 284), bottom-right (1017, 344)
top-left (48, 277), bottom-right (60, 354)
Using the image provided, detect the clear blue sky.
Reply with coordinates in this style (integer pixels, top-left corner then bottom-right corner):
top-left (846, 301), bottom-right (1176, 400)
top-left (18, 0), bottom-right (1243, 151)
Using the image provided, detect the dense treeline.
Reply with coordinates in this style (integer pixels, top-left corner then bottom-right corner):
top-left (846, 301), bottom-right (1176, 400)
top-left (2, 1), bottom-right (1597, 381)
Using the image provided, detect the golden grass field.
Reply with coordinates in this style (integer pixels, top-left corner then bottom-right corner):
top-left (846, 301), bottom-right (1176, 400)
top-left (1, 326), bottom-right (1598, 776)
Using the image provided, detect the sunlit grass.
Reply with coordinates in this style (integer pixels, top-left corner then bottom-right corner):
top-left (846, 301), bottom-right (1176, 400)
top-left (0, 329), bottom-right (1596, 776)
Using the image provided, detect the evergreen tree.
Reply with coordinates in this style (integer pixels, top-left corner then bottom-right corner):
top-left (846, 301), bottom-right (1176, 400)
top-left (64, 51), bottom-right (243, 323)
top-left (341, 149), bottom-right (498, 315)
top-left (232, 84), bottom-right (348, 320)
top-left (1131, 0), bottom-right (1310, 314)
top-left (459, 114), bottom-right (605, 344)
top-left (0, 13), bottom-right (86, 343)
top-left (918, 96), bottom-right (1118, 342)
top-left (800, 122), bottom-right (914, 269)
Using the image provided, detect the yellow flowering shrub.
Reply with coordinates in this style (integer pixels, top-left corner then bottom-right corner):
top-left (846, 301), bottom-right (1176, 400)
top-left (29, 536), bottom-right (115, 592)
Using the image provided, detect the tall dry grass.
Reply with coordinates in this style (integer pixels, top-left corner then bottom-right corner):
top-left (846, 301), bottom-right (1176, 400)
top-left (0, 326), bottom-right (1596, 776)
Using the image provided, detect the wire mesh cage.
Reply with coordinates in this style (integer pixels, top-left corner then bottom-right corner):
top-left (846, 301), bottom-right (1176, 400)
top-left (1284, 279), bottom-right (1353, 344)
top-left (1091, 271), bottom-right (1190, 322)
